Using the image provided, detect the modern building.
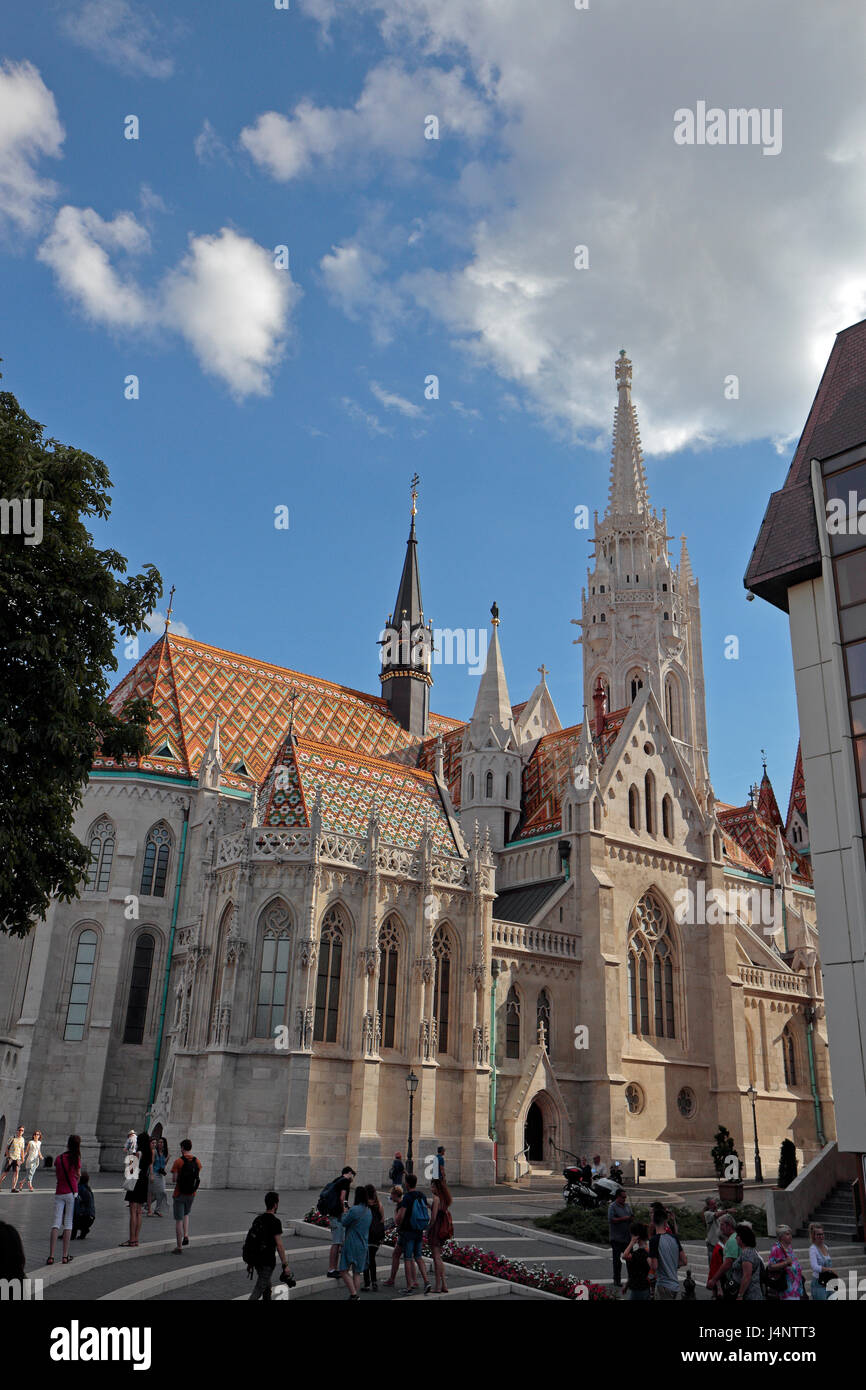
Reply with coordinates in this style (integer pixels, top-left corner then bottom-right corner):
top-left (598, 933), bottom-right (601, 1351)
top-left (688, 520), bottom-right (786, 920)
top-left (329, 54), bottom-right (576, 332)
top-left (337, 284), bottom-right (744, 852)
top-left (746, 316), bottom-right (866, 1217)
top-left (0, 354), bottom-right (834, 1188)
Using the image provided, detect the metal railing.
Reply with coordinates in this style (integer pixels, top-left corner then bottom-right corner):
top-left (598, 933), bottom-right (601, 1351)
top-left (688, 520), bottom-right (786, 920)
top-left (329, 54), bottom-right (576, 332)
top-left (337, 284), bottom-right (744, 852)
top-left (513, 1143), bottom-right (532, 1182)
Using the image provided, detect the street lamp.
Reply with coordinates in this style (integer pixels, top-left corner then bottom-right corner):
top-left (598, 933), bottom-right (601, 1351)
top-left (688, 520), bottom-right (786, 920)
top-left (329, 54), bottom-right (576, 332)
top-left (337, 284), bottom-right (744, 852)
top-left (746, 1083), bottom-right (763, 1184)
top-left (406, 1070), bottom-right (419, 1176)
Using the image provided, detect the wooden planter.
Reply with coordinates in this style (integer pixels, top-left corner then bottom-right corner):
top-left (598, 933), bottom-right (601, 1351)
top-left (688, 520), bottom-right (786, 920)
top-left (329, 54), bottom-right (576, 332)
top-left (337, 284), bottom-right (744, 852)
top-left (718, 1180), bottom-right (744, 1203)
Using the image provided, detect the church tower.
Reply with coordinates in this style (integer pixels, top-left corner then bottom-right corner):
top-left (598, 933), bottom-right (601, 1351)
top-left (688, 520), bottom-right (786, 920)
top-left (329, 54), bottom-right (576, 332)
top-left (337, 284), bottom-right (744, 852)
top-left (379, 477), bottom-right (433, 736)
top-left (576, 351), bottom-right (708, 776)
top-left (459, 604), bottom-right (523, 850)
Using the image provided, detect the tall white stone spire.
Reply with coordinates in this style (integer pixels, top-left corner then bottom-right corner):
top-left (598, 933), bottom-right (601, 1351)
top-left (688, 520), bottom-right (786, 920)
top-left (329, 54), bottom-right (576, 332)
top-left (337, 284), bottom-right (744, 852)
top-left (467, 602), bottom-right (518, 750)
top-left (459, 604), bottom-right (523, 851)
top-left (607, 349), bottom-right (652, 520)
top-left (574, 352), bottom-right (709, 780)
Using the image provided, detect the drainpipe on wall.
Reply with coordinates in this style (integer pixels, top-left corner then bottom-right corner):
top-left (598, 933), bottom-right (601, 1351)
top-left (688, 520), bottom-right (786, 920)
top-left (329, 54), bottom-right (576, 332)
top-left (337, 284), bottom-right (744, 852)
top-left (146, 804), bottom-right (189, 1126)
top-left (489, 959), bottom-right (499, 1169)
top-left (804, 1005), bottom-right (826, 1147)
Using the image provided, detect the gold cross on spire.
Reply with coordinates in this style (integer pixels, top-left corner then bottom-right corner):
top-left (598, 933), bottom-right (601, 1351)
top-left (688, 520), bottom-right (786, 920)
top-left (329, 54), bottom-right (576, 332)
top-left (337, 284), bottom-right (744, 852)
top-left (164, 585), bottom-right (176, 632)
top-left (410, 472), bottom-right (420, 516)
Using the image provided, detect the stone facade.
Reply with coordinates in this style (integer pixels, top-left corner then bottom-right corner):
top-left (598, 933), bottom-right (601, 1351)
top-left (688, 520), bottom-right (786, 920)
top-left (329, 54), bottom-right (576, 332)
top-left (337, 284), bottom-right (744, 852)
top-left (0, 354), bottom-right (834, 1186)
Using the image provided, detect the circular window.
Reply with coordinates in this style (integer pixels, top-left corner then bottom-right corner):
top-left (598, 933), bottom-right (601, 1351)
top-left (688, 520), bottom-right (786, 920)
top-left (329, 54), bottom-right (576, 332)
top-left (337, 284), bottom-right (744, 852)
top-left (625, 1083), bottom-right (644, 1115)
top-left (677, 1086), bottom-right (696, 1118)
top-left (644, 742), bottom-right (655, 756)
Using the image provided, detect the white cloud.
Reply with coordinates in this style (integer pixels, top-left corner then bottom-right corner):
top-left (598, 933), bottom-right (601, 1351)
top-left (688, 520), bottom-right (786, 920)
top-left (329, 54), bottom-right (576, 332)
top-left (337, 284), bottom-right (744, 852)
top-left (144, 610), bottom-right (192, 639)
top-left (39, 210), bottom-right (299, 398)
top-left (61, 0), bottom-right (175, 79)
top-left (320, 240), bottom-right (403, 344)
top-left (293, 0), bottom-right (866, 454)
top-left (194, 119), bottom-right (233, 166)
top-left (0, 61), bottom-right (64, 234)
top-left (162, 229), bottom-right (297, 398)
top-left (370, 382), bottom-right (423, 418)
top-left (38, 206), bottom-right (151, 328)
top-left (451, 399), bottom-right (481, 420)
top-left (239, 60), bottom-right (489, 181)
top-left (341, 397), bottom-right (392, 436)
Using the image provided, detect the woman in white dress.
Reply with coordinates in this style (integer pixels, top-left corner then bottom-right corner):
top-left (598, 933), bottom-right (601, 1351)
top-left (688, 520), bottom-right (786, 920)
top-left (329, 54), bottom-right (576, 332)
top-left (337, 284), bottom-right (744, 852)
top-left (16, 1131), bottom-right (42, 1191)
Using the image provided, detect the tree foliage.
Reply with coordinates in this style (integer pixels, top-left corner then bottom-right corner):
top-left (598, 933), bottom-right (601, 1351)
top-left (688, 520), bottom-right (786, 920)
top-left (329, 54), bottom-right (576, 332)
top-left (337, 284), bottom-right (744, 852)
top-left (778, 1138), bottom-right (798, 1189)
top-left (711, 1125), bottom-right (740, 1179)
top-left (0, 383), bottom-right (161, 936)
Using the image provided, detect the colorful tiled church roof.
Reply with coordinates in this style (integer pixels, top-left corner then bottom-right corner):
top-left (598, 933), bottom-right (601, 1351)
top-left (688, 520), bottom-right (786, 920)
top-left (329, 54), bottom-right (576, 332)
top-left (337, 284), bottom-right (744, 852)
top-left (98, 633), bottom-right (463, 791)
top-left (259, 735), bottom-right (461, 854)
top-left (718, 776), bottom-right (811, 885)
top-left (510, 709), bottom-right (629, 842)
top-left (786, 743), bottom-right (808, 828)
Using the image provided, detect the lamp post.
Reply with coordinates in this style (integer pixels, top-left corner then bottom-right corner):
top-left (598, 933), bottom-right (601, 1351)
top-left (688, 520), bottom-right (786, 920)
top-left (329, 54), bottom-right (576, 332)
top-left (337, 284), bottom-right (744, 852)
top-left (406, 1070), bottom-right (419, 1176)
top-left (746, 1083), bottom-right (763, 1184)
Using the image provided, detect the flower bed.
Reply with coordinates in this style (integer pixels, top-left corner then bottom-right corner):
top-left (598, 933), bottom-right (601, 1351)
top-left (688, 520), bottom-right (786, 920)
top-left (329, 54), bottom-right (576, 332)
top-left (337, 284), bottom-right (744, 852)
top-left (302, 1209), bottom-right (611, 1300)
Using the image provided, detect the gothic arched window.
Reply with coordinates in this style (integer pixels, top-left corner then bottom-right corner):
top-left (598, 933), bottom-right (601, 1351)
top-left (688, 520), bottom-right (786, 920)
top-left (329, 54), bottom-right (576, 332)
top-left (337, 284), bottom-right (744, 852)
top-left (537, 988), bottom-right (551, 1047)
top-left (468, 773), bottom-right (475, 800)
top-left (782, 1023), bottom-right (797, 1086)
top-left (433, 924), bottom-right (452, 1054)
top-left (314, 906), bottom-right (345, 1043)
top-left (593, 798), bottom-right (602, 830)
top-left (140, 822), bottom-right (172, 897)
top-left (377, 916), bottom-right (400, 1049)
top-left (123, 932), bottom-right (155, 1044)
top-left (664, 675), bottom-right (681, 739)
top-left (627, 893), bottom-right (677, 1040)
top-left (628, 785), bottom-right (640, 831)
top-left (64, 928), bottom-right (98, 1040)
top-left (645, 771), bottom-right (656, 835)
top-left (662, 794), bottom-right (673, 839)
top-left (629, 671), bottom-right (644, 703)
top-left (485, 770), bottom-right (494, 799)
top-left (85, 818), bottom-right (115, 892)
top-left (746, 1020), bottom-right (756, 1085)
top-left (254, 900), bottom-right (292, 1038)
top-left (505, 772), bottom-right (512, 800)
top-left (505, 985), bottom-right (521, 1059)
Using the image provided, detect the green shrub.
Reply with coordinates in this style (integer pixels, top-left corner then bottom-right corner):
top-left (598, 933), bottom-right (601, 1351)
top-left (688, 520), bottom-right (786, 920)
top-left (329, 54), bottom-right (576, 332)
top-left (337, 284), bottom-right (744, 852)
top-left (535, 1199), bottom-right (767, 1243)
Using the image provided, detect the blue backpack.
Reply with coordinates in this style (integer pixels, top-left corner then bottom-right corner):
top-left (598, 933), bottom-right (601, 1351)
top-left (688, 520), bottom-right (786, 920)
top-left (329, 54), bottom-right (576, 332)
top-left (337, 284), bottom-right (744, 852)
top-left (408, 1192), bottom-right (430, 1233)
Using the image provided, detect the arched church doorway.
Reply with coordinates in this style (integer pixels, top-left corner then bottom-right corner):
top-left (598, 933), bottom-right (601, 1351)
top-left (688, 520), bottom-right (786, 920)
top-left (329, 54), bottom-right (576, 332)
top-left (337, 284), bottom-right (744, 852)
top-left (524, 1101), bottom-right (544, 1161)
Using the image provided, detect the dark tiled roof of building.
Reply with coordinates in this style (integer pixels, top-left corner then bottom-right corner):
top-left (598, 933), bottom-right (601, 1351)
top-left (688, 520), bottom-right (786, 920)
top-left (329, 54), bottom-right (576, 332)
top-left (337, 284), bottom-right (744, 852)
top-left (493, 878), bottom-right (563, 924)
top-left (745, 317), bottom-right (866, 610)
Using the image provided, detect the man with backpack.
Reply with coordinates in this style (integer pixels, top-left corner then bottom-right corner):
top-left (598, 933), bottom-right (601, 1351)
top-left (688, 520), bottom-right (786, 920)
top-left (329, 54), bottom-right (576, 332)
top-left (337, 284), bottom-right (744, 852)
top-left (169, 1139), bottom-right (201, 1255)
top-left (244, 1192), bottom-right (294, 1300)
top-left (395, 1173), bottom-right (432, 1295)
top-left (318, 1165), bottom-right (355, 1278)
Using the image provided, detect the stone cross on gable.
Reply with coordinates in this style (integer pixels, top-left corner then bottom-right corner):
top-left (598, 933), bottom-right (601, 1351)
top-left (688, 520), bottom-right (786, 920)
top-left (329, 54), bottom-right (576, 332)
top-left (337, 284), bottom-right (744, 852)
top-left (537, 664), bottom-right (549, 681)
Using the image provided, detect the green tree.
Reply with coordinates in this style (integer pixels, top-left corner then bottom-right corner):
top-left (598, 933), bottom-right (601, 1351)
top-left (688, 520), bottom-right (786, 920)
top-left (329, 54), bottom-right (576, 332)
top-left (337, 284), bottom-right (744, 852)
top-left (711, 1125), bottom-right (740, 1179)
top-left (0, 383), bottom-right (161, 937)
top-left (778, 1139), bottom-right (798, 1189)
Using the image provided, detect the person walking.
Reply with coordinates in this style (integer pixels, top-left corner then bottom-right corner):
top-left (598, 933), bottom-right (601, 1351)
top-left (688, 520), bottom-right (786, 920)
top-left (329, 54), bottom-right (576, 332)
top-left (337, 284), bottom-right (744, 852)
top-left (428, 1177), bottom-right (453, 1293)
top-left (703, 1197), bottom-right (721, 1262)
top-left (388, 1153), bottom-right (405, 1186)
top-left (169, 1139), bottom-right (202, 1254)
top-left (767, 1224), bottom-right (804, 1300)
top-left (339, 1187), bottom-right (372, 1301)
top-left (435, 1147), bottom-right (446, 1182)
top-left (47, 1135), bottom-right (81, 1265)
top-left (244, 1191), bottom-right (293, 1300)
top-left (706, 1213), bottom-right (738, 1298)
top-left (382, 1184), bottom-right (404, 1288)
top-left (362, 1184), bottom-right (385, 1292)
top-left (649, 1210), bottom-right (687, 1300)
top-left (731, 1223), bottom-right (764, 1301)
top-left (808, 1223), bottom-right (838, 1300)
top-left (148, 1137), bottom-right (169, 1217)
top-left (622, 1222), bottom-right (652, 1301)
top-left (71, 1171), bottom-right (96, 1240)
top-left (16, 1132), bottom-right (43, 1192)
top-left (608, 1186), bottom-right (634, 1289)
top-left (121, 1130), bottom-right (151, 1247)
top-left (322, 1166), bottom-right (355, 1278)
top-left (0, 1126), bottom-right (26, 1193)
top-left (394, 1173), bottom-right (431, 1296)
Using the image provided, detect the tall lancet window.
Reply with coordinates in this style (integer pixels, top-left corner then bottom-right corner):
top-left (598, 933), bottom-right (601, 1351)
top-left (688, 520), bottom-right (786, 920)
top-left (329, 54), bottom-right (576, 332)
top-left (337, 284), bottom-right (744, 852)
top-left (627, 893), bottom-right (677, 1040)
top-left (140, 822), bottom-right (172, 897)
top-left (505, 985), bottom-right (521, 1058)
top-left (85, 818), bottom-right (115, 892)
top-left (664, 675), bottom-right (682, 739)
top-left (537, 988), bottom-right (551, 1047)
top-left (377, 916), bottom-right (400, 1049)
top-left (432, 924), bottom-right (452, 1054)
top-left (314, 907), bottom-right (345, 1043)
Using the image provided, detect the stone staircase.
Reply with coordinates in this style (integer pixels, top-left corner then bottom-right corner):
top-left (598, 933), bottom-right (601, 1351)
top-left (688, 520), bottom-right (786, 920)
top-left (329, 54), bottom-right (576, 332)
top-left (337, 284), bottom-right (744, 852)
top-left (798, 1182), bottom-right (860, 1244)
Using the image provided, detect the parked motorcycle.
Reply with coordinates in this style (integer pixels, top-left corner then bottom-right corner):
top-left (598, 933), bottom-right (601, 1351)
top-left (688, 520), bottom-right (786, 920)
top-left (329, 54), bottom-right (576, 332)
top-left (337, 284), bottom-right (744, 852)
top-left (561, 1166), bottom-right (609, 1208)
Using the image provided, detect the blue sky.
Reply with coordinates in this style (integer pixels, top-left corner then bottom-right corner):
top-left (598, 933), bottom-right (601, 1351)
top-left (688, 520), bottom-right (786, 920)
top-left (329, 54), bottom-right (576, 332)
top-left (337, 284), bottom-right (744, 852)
top-left (4, 0), bottom-right (865, 810)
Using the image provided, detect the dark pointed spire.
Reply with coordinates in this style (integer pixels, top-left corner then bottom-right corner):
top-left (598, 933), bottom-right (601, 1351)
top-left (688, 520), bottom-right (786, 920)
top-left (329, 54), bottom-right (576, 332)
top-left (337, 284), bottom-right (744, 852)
top-left (379, 474), bottom-right (432, 736)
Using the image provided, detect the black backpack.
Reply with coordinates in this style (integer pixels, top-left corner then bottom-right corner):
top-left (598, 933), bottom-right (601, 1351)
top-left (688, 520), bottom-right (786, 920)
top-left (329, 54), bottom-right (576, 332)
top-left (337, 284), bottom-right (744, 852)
top-left (176, 1155), bottom-right (200, 1195)
top-left (242, 1214), bottom-right (273, 1269)
top-left (316, 1179), bottom-right (343, 1216)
